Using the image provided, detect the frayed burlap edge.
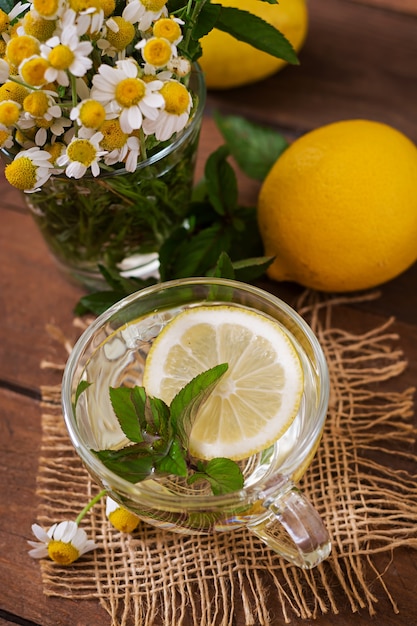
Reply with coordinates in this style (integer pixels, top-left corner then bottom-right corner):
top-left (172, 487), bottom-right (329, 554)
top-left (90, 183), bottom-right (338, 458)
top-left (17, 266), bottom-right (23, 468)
top-left (36, 292), bottom-right (417, 626)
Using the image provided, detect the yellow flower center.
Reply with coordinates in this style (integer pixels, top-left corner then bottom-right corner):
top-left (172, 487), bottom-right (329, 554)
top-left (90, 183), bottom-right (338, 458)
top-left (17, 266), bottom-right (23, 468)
top-left (79, 99), bottom-right (106, 128)
top-left (67, 138), bottom-right (97, 165)
top-left (23, 91), bottom-right (49, 117)
top-left (100, 119), bottom-right (127, 150)
top-left (0, 9), bottom-right (9, 34)
top-left (6, 35), bottom-right (40, 67)
top-left (47, 540), bottom-right (80, 565)
top-left (0, 128), bottom-right (10, 146)
top-left (36, 117), bottom-right (53, 129)
top-left (160, 81), bottom-right (190, 115)
top-left (142, 0), bottom-right (166, 11)
top-left (0, 81), bottom-right (29, 104)
top-left (108, 508), bottom-right (140, 533)
top-left (69, 0), bottom-right (101, 12)
top-left (143, 38), bottom-right (172, 68)
top-left (20, 57), bottom-right (49, 87)
top-left (107, 17), bottom-right (135, 51)
top-left (153, 18), bottom-right (181, 43)
top-left (49, 44), bottom-right (75, 70)
top-left (33, 0), bottom-right (61, 19)
top-left (115, 77), bottom-right (145, 108)
top-left (0, 40), bottom-right (6, 57)
top-left (0, 100), bottom-right (20, 125)
top-left (23, 12), bottom-right (57, 41)
top-left (5, 157), bottom-right (37, 190)
top-left (99, 0), bottom-right (116, 17)
top-left (45, 141), bottom-right (64, 163)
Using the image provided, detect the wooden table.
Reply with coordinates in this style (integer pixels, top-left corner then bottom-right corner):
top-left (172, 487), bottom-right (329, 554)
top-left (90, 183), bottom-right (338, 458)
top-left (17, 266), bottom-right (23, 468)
top-left (1, 0), bottom-right (417, 624)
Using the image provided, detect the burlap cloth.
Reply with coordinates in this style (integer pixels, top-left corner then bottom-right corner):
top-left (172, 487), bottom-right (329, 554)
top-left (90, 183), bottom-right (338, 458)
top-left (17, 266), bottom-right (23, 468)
top-left (36, 292), bottom-right (417, 625)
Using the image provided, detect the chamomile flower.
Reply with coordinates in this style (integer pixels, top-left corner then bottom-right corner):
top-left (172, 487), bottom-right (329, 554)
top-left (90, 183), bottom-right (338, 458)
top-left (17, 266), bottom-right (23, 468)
top-left (31, 0), bottom-right (66, 21)
top-left (136, 36), bottom-right (174, 70)
top-left (142, 79), bottom-right (191, 141)
top-left (4, 146), bottom-right (53, 192)
top-left (91, 58), bottom-right (164, 133)
top-left (6, 35), bottom-right (40, 68)
top-left (19, 10), bottom-right (57, 41)
top-left (70, 1), bottom-right (105, 35)
top-left (106, 497), bottom-right (140, 533)
top-left (28, 520), bottom-right (97, 565)
top-left (20, 110), bottom-right (72, 146)
top-left (70, 98), bottom-right (106, 129)
top-left (57, 131), bottom-right (106, 178)
top-left (152, 16), bottom-right (183, 49)
top-left (122, 0), bottom-right (167, 32)
top-left (0, 123), bottom-right (13, 150)
top-left (0, 100), bottom-right (21, 126)
top-left (19, 54), bottom-right (50, 87)
top-left (41, 26), bottom-right (93, 86)
top-left (0, 81), bottom-right (29, 104)
top-left (100, 119), bottom-right (141, 171)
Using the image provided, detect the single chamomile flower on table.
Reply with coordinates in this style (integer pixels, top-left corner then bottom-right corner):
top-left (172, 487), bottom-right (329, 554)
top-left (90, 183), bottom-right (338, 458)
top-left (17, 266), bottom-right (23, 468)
top-left (57, 131), bottom-right (107, 178)
top-left (28, 520), bottom-right (97, 565)
top-left (106, 497), bottom-right (140, 533)
top-left (91, 58), bottom-right (164, 134)
top-left (4, 146), bottom-right (54, 192)
top-left (142, 79), bottom-right (192, 141)
top-left (122, 0), bottom-right (167, 32)
top-left (41, 26), bottom-right (93, 87)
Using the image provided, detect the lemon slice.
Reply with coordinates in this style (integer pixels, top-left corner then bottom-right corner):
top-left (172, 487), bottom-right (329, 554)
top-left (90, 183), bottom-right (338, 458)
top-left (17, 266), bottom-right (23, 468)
top-left (142, 305), bottom-right (304, 461)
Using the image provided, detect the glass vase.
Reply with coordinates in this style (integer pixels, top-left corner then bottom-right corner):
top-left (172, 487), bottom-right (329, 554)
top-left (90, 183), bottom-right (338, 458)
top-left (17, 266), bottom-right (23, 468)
top-left (21, 69), bottom-right (206, 291)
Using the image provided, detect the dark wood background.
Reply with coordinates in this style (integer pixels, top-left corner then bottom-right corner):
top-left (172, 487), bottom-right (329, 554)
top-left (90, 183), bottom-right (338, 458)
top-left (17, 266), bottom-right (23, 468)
top-left (1, 0), bottom-right (417, 624)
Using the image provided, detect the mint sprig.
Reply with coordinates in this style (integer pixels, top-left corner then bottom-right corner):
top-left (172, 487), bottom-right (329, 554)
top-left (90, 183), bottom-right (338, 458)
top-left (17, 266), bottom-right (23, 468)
top-left (92, 364), bottom-right (245, 495)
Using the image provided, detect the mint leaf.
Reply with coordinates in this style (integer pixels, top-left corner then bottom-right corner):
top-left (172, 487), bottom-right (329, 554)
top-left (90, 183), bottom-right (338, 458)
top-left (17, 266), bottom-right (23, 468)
top-left (95, 445), bottom-right (155, 483)
top-left (170, 363), bottom-right (228, 446)
top-left (188, 458), bottom-right (244, 495)
top-left (205, 145), bottom-right (238, 215)
top-left (214, 6), bottom-right (299, 64)
top-left (0, 1), bottom-right (15, 14)
top-left (74, 380), bottom-right (91, 407)
top-left (214, 113), bottom-right (289, 181)
top-left (110, 386), bottom-right (145, 443)
top-left (211, 251), bottom-right (235, 280)
top-left (232, 256), bottom-right (275, 282)
top-left (155, 438), bottom-right (187, 477)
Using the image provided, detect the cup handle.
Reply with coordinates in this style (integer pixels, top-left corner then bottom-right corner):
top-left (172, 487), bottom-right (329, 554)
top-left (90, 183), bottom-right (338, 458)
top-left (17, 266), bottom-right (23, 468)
top-left (247, 478), bottom-right (331, 569)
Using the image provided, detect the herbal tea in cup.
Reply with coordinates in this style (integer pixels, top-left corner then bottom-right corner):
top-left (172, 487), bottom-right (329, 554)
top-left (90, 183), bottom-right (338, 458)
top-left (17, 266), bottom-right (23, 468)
top-left (62, 278), bottom-right (331, 569)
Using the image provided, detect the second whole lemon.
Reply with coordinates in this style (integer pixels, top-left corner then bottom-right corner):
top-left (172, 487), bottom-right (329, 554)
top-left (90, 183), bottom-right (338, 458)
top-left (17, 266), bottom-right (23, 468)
top-left (199, 0), bottom-right (308, 90)
top-left (257, 119), bottom-right (417, 292)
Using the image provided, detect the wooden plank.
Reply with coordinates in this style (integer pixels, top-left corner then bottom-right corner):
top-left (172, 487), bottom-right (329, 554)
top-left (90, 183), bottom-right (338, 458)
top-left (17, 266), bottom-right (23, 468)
top-left (0, 388), bottom-right (110, 626)
top-left (350, 0), bottom-right (417, 16)
top-left (206, 0), bottom-right (417, 142)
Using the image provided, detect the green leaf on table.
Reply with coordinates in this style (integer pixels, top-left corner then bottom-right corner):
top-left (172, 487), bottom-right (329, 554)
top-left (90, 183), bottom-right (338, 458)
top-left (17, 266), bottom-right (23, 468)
top-left (214, 112), bottom-right (289, 181)
top-left (170, 363), bottom-right (229, 447)
top-left (214, 6), bottom-right (299, 64)
top-left (188, 458), bottom-right (244, 495)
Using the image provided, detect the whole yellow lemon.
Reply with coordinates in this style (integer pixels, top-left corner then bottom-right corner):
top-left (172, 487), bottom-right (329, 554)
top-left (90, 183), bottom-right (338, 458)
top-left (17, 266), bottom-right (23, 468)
top-left (199, 0), bottom-right (308, 90)
top-left (257, 120), bottom-right (417, 292)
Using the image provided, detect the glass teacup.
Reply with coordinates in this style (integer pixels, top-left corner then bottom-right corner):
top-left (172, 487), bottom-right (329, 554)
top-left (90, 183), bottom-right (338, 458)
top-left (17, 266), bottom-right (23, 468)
top-left (61, 278), bottom-right (331, 569)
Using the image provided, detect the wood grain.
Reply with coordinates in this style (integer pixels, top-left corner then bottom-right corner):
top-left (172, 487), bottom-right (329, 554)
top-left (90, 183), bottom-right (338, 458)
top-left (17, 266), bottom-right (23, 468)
top-left (1, 0), bottom-right (416, 624)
